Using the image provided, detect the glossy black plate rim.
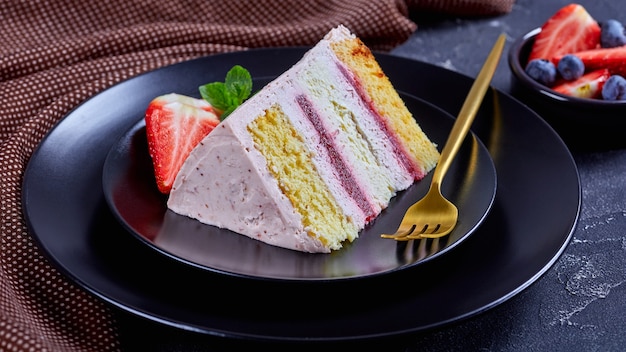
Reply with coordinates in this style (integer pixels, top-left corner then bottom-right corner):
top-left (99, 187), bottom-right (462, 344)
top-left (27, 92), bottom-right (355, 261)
top-left (22, 48), bottom-right (581, 342)
top-left (101, 94), bottom-right (496, 282)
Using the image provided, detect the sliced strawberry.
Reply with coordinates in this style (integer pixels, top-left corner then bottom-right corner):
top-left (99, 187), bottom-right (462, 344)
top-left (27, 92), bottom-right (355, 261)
top-left (552, 68), bottom-right (610, 99)
top-left (529, 4), bottom-right (601, 62)
top-left (556, 46), bottom-right (626, 77)
top-left (145, 93), bottom-right (220, 194)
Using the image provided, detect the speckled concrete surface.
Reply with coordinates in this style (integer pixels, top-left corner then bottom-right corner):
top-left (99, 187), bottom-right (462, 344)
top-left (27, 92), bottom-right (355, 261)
top-left (389, 1), bottom-right (626, 350)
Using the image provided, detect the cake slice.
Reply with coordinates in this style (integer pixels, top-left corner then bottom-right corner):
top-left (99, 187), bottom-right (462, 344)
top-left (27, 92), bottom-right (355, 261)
top-left (167, 25), bottom-right (440, 253)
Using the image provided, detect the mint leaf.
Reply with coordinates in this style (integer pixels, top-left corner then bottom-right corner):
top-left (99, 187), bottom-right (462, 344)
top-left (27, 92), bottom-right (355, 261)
top-left (225, 65), bottom-right (252, 104)
top-left (199, 82), bottom-right (230, 112)
top-left (199, 65), bottom-right (253, 121)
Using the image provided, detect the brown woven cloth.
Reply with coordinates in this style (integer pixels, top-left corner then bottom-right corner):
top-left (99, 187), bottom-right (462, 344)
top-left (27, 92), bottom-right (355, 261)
top-left (406, 0), bottom-right (516, 16)
top-left (0, 0), bottom-right (514, 351)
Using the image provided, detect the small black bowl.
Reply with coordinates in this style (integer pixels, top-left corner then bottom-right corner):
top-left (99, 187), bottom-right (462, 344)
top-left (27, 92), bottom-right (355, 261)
top-left (509, 28), bottom-right (626, 151)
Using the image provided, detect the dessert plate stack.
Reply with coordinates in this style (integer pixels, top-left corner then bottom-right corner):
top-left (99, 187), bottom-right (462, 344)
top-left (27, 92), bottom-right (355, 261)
top-left (22, 49), bottom-right (580, 341)
top-left (101, 89), bottom-right (496, 280)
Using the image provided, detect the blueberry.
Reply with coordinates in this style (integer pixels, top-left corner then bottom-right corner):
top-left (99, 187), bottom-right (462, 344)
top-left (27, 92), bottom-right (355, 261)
top-left (525, 59), bottom-right (557, 86)
top-left (557, 54), bottom-right (585, 80)
top-left (601, 75), bottom-right (626, 100)
top-left (601, 19), bottom-right (626, 48)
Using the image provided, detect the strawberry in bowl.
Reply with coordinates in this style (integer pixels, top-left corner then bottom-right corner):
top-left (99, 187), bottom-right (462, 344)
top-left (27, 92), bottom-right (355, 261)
top-left (508, 3), bottom-right (626, 150)
top-left (527, 3), bottom-right (601, 64)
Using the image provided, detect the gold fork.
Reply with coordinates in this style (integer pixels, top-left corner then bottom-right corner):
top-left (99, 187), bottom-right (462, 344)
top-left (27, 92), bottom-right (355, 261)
top-left (381, 34), bottom-right (505, 241)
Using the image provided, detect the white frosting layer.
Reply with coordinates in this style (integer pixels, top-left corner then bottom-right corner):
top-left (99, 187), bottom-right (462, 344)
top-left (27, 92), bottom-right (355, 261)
top-left (167, 124), bottom-right (327, 253)
top-left (295, 46), bottom-right (414, 211)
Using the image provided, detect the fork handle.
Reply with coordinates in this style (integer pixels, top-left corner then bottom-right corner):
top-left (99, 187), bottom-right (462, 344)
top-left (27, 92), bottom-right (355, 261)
top-left (431, 34), bottom-right (506, 187)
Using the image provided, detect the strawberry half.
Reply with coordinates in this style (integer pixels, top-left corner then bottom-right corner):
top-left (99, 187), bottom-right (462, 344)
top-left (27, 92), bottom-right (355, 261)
top-left (552, 68), bottom-right (610, 99)
top-left (529, 4), bottom-right (601, 62)
top-left (145, 93), bottom-right (220, 194)
top-left (556, 46), bottom-right (626, 77)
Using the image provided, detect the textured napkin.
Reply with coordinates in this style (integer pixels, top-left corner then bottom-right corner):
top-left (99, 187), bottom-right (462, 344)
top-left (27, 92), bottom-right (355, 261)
top-left (0, 0), bottom-right (514, 351)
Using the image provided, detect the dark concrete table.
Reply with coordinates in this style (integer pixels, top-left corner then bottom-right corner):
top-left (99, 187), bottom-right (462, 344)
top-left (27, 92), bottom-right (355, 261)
top-left (390, 0), bottom-right (626, 350)
top-left (120, 1), bottom-right (626, 350)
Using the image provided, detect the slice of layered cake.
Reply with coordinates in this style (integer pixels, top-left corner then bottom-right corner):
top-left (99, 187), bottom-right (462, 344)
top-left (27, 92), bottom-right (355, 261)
top-left (167, 25), bottom-right (440, 253)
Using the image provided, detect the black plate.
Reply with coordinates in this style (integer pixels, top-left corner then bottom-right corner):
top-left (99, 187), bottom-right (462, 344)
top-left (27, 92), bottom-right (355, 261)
top-left (102, 95), bottom-right (496, 281)
top-left (22, 48), bottom-right (580, 341)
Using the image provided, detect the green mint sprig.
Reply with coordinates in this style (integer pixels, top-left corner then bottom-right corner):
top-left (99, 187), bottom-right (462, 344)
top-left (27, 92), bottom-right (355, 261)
top-left (199, 65), bottom-right (252, 120)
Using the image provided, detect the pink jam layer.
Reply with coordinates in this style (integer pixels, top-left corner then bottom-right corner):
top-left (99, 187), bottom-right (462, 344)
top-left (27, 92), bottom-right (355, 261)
top-left (295, 94), bottom-right (378, 222)
top-left (335, 63), bottom-right (425, 180)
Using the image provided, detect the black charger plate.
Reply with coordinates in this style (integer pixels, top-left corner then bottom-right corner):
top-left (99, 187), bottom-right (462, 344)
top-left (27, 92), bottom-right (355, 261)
top-left (22, 48), bottom-right (580, 341)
